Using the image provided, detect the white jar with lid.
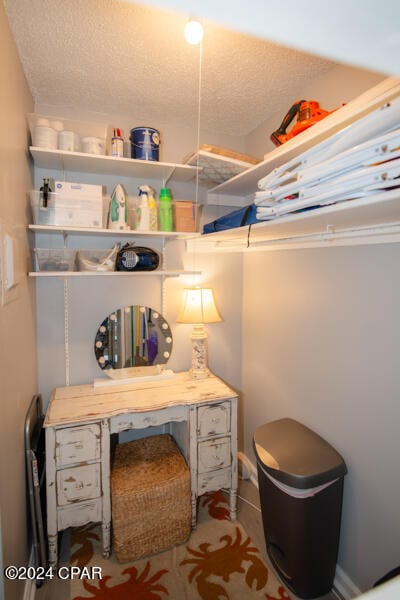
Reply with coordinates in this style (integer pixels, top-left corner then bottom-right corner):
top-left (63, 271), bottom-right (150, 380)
top-left (82, 137), bottom-right (105, 155)
top-left (32, 123), bottom-right (58, 149)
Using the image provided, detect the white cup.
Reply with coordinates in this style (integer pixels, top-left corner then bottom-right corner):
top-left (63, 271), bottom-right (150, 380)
top-left (59, 130), bottom-right (80, 152)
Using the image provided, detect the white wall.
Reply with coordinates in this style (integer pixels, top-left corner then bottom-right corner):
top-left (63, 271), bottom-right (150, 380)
top-left (242, 245), bottom-right (400, 591)
top-left (0, 4), bottom-right (35, 600)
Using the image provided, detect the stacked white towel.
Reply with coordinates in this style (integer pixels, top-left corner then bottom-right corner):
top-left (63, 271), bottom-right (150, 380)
top-left (254, 97), bottom-right (400, 221)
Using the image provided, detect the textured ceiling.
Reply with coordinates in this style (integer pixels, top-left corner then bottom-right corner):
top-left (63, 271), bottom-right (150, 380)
top-left (5, 0), bottom-right (336, 137)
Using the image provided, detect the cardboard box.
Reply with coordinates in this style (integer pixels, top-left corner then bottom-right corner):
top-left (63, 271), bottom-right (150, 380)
top-left (173, 201), bottom-right (199, 232)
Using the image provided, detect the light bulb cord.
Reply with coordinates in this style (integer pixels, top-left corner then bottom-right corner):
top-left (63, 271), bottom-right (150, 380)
top-left (192, 38), bottom-right (203, 283)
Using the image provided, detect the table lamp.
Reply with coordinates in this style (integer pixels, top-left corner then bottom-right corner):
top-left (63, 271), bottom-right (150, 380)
top-left (177, 287), bottom-right (222, 379)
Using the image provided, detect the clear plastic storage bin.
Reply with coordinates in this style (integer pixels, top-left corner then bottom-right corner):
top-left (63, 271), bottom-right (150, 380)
top-left (30, 191), bottom-right (108, 229)
top-left (77, 246), bottom-right (118, 272)
top-left (34, 249), bottom-right (77, 272)
top-left (173, 201), bottom-right (201, 232)
top-left (127, 198), bottom-right (201, 232)
top-left (28, 114), bottom-right (110, 154)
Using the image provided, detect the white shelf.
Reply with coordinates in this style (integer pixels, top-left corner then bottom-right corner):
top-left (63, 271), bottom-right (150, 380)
top-left (209, 77), bottom-right (400, 198)
top-left (29, 269), bottom-right (200, 278)
top-left (184, 149), bottom-right (257, 187)
top-left (29, 147), bottom-right (199, 183)
top-left (192, 189), bottom-right (400, 251)
top-left (29, 226), bottom-right (200, 277)
top-left (28, 224), bottom-right (197, 238)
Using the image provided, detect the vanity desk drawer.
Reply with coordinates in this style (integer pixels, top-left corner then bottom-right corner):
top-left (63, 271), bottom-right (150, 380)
top-left (57, 500), bottom-right (102, 530)
top-left (110, 405), bottom-right (189, 434)
top-left (198, 437), bottom-right (231, 473)
top-left (55, 423), bottom-right (101, 467)
top-left (56, 463), bottom-right (101, 506)
top-left (198, 469), bottom-right (231, 495)
top-left (197, 402), bottom-right (231, 437)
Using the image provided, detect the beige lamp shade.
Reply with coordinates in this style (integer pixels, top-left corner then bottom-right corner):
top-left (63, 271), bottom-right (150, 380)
top-left (177, 287), bottom-right (222, 324)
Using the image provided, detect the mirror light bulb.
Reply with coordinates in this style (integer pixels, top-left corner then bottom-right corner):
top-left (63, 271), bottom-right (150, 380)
top-left (184, 19), bottom-right (203, 45)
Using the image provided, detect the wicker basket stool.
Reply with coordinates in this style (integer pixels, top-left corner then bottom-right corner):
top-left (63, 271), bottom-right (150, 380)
top-left (111, 433), bottom-right (191, 562)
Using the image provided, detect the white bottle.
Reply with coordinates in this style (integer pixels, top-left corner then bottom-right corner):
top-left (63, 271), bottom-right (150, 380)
top-left (136, 185), bottom-right (150, 230)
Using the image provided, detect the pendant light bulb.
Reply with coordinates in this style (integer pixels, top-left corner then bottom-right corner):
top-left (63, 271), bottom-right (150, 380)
top-left (184, 19), bottom-right (203, 45)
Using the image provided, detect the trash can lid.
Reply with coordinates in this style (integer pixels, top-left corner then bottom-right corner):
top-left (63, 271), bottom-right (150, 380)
top-left (253, 418), bottom-right (347, 489)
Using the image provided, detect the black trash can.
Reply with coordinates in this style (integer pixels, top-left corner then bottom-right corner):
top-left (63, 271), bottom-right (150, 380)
top-left (253, 418), bottom-right (347, 599)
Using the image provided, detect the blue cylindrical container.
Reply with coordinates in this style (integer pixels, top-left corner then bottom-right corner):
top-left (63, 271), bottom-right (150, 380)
top-left (129, 127), bottom-right (160, 161)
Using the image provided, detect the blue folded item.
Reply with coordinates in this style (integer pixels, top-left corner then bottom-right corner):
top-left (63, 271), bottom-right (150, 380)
top-left (203, 204), bottom-right (258, 233)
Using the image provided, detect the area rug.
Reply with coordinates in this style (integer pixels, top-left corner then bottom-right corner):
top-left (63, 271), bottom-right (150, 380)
top-left (70, 490), bottom-right (291, 600)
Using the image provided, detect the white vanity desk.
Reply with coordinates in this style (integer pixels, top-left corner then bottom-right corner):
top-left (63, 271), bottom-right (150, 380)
top-left (44, 371), bottom-right (238, 566)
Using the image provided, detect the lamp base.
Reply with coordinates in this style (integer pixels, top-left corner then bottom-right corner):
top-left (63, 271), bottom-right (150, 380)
top-left (189, 366), bottom-right (209, 380)
top-left (190, 325), bottom-right (209, 379)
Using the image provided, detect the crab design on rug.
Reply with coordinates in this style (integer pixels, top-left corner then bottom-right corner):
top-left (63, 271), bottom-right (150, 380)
top-left (201, 490), bottom-right (231, 521)
top-left (180, 525), bottom-right (269, 599)
top-left (70, 524), bottom-right (100, 570)
top-left (266, 586), bottom-right (292, 600)
top-left (72, 561), bottom-right (168, 600)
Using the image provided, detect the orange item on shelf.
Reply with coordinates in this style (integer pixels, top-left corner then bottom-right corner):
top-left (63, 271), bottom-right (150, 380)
top-left (271, 100), bottom-right (336, 146)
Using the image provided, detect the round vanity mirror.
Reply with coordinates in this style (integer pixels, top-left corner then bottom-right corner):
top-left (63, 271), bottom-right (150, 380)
top-left (94, 305), bottom-right (173, 376)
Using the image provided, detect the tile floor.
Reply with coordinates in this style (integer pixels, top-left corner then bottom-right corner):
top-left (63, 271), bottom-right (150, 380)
top-left (36, 478), bottom-right (338, 600)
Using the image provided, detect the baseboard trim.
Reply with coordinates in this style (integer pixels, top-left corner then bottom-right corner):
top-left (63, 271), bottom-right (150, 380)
top-left (238, 452), bottom-right (258, 488)
top-left (333, 564), bottom-right (362, 599)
